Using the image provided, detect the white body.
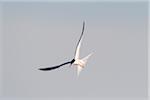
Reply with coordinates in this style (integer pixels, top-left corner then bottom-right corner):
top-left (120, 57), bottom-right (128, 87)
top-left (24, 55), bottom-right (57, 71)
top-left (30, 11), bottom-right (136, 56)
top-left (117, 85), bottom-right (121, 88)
top-left (73, 53), bottom-right (93, 76)
top-left (72, 23), bottom-right (93, 76)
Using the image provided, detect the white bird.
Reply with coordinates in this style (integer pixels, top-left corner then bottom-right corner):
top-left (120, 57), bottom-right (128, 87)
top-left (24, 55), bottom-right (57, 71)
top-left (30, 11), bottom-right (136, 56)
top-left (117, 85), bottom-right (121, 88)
top-left (39, 21), bottom-right (93, 76)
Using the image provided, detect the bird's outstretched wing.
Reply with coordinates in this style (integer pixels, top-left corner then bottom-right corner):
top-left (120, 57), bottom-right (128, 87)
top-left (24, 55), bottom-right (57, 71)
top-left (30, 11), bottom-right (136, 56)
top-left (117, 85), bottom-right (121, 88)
top-left (39, 61), bottom-right (71, 71)
top-left (74, 21), bottom-right (85, 59)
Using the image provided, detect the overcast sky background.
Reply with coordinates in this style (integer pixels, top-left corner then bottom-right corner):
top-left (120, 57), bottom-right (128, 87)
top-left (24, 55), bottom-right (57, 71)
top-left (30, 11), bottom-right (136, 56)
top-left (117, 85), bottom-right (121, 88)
top-left (0, 1), bottom-right (148, 100)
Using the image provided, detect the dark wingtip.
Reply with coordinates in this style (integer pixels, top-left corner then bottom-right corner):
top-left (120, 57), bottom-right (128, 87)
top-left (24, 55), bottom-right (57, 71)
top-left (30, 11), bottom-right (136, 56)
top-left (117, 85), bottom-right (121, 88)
top-left (38, 66), bottom-right (61, 71)
top-left (38, 67), bottom-right (50, 71)
top-left (38, 68), bottom-right (50, 71)
top-left (83, 21), bottom-right (85, 25)
top-left (38, 68), bottom-right (42, 70)
top-left (38, 68), bottom-right (45, 71)
top-left (38, 61), bottom-right (71, 71)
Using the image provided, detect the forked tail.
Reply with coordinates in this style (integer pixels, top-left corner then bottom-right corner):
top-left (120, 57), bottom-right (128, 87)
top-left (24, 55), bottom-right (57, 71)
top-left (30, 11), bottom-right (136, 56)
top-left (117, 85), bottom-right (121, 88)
top-left (81, 52), bottom-right (93, 64)
top-left (77, 52), bottom-right (94, 76)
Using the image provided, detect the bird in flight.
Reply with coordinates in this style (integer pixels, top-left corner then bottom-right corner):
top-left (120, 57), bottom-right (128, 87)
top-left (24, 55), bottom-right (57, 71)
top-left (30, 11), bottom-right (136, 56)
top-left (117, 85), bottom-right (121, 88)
top-left (39, 21), bottom-right (93, 76)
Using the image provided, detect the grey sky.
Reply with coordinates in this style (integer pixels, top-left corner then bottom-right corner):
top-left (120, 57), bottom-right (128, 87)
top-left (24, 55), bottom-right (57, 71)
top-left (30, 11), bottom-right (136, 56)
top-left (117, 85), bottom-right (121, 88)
top-left (0, 2), bottom-right (148, 100)
top-left (0, 3), bottom-right (3, 97)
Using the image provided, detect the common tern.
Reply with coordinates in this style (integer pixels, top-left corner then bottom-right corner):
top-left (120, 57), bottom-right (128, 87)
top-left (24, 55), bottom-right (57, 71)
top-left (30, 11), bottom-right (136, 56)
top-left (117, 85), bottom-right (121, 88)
top-left (39, 21), bottom-right (93, 76)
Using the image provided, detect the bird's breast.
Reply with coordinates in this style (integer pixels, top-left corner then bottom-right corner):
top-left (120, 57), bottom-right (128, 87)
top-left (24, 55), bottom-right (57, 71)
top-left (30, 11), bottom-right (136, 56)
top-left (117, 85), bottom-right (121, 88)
top-left (73, 59), bottom-right (85, 67)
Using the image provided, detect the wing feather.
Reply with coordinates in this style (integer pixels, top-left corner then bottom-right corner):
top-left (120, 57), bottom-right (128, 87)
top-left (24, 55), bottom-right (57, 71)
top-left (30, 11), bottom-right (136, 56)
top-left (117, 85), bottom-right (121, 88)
top-left (77, 65), bottom-right (83, 76)
top-left (74, 21), bottom-right (85, 59)
top-left (39, 61), bottom-right (71, 71)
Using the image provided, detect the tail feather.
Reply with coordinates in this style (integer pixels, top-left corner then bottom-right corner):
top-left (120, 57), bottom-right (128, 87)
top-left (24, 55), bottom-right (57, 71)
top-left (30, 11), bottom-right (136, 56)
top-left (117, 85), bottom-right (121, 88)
top-left (81, 52), bottom-right (93, 64)
top-left (77, 66), bottom-right (83, 76)
top-left (76, 53), bottom-right (93, 76)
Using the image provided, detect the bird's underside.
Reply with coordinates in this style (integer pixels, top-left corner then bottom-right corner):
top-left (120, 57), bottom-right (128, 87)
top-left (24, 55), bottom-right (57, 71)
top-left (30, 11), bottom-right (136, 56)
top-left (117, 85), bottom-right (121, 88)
top-left (39, 21), bottom-right (93, 76)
